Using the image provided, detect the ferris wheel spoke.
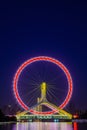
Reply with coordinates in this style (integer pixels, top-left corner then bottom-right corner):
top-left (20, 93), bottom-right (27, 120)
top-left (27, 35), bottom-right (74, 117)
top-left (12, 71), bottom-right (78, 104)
top-left (50, 87), bottom-right (66, 94)
top-left (19, 77), bottom-right (41, 90)
top-left (41, 61), bottom-right (49, 81)
top-left (47, 88), bottom-right (60, 99)
top-left (26, 91), bottom-right (40, 107)
top-left (20, 87), bottom-right (40, 99)
top-left (47, 89), bottom-right (61, 106)
top-left (47, 84), bottom-right (67, 93)
top-left (22, 91), bottom-right (39, 107)
top-left (25, 75), bottom-right (40, 85)
top-left (22, 68), bottom-right (42, 84)
top-left (47, 88), bottom-right (64, 103)
top-left (26, 66), bottom-right (44, 83)
top-left (48, 74), bottom-right (64, 84)
top-left (48, 87), bottom-right (66, 99)
top-left (19, 78), bottom-right (39, 88)
top-left (20, 86), bottom-right (40, 100)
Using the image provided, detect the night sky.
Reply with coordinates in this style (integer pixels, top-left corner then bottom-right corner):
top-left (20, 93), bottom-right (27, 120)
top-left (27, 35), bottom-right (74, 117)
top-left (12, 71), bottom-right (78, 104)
top-left (0, 1), bottom-right (87, 111)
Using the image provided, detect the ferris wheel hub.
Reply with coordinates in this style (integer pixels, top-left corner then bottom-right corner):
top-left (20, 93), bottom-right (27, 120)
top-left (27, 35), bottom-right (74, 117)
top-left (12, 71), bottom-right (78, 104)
top-left (41, 82), bottom-right (47, 100)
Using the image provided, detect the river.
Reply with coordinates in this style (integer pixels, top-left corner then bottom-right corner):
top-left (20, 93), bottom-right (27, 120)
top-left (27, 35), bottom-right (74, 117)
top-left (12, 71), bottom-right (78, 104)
top-left (0, 122), bottom-right (87, 130)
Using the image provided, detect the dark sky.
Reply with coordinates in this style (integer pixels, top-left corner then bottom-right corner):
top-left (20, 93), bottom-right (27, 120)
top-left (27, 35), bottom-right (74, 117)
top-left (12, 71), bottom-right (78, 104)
top-left (0, 1), bottom-right (87, 111)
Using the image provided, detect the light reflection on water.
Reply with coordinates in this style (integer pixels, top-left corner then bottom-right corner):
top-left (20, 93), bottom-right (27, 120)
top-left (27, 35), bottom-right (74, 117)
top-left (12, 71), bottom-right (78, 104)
top-left (0, 122), bottom-right (80, 130)
top-left (1, 120), bottom-right (87, 130)
top-left (13, 122), bottom-right (75, 130)
top-left (73, 122), bottom-right (78, 130)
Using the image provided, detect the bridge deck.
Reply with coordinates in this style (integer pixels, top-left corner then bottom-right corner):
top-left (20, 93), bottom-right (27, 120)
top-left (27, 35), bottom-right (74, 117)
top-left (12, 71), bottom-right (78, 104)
top-left (17, 114), bottom-right (72, 121)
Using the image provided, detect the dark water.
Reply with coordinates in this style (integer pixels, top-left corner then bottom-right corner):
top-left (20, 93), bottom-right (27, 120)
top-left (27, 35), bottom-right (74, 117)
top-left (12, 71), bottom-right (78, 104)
top-left (0, 122), bottom-right (87, 130)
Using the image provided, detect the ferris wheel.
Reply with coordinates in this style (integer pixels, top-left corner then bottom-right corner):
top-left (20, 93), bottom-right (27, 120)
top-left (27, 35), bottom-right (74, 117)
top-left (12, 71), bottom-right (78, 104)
top-left (13, 56), bottom-right (73, 115)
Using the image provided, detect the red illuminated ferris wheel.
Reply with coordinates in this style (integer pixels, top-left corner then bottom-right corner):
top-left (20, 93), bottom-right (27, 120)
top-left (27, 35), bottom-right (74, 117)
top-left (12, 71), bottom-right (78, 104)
top-left (13, 56), bottom-right (73, 115)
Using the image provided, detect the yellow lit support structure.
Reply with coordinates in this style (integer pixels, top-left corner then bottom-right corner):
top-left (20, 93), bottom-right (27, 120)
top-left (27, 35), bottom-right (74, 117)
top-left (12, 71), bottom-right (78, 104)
top-left (16, 82), bottom-right (72, 120)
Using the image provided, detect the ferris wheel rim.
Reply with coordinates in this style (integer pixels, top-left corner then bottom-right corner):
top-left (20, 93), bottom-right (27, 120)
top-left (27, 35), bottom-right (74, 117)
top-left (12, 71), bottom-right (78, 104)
top-left (13, 56), bottom-right (73, 115)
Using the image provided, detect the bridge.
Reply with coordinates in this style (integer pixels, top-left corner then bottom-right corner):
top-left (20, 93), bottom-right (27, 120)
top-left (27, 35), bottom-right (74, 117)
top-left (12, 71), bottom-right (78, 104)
top-left (16, 82), bottom-right (72, 122)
